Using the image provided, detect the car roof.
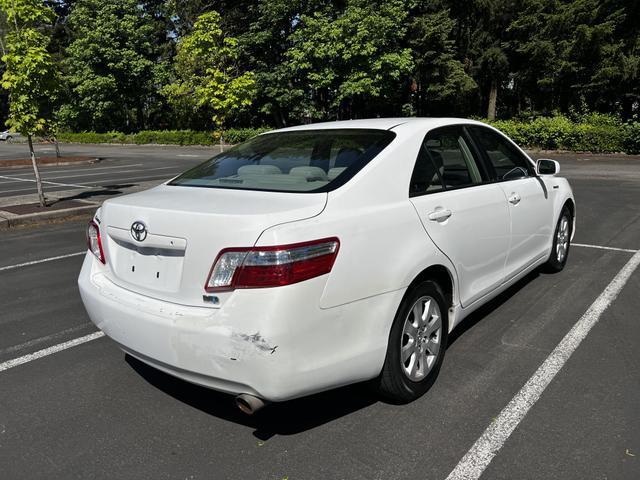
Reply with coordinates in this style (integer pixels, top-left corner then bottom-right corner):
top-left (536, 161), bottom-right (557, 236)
top-left (268, 117), bottom-right (488, 133)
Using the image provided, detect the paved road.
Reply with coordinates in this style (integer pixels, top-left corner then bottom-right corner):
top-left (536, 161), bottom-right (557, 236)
top-left (0, 154), bottom-right (638, 479)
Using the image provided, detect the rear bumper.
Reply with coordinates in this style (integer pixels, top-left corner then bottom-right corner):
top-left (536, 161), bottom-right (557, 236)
top-left (78, 253), bottom-right (404, 401)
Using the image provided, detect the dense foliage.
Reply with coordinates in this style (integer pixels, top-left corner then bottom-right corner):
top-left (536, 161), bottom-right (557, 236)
top-left (162, 11), bottom-right (256, 131)
top-left (489, 114), bottom-right (639, 153)
top-left (1, 0), bottom-right (639, 146)
top-left (56, 127), bottom-right (271, 145)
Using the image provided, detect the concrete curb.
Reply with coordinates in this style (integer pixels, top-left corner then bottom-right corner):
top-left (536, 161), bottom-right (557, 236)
top-left (0, 203), bottom-right (98, 229)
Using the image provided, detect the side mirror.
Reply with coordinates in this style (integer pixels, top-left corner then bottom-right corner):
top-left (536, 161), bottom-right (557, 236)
top-left (536, 159), bottom-right (560, 176)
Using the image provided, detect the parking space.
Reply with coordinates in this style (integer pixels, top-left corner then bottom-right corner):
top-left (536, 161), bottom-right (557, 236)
top-left (0, 153), bottom-right (638, 479)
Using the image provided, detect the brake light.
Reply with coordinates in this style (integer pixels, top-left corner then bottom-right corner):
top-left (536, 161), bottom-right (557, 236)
top-left (205, 237), bottom-right (340, 292)
top-left (87, 220), bottom-right (105, 264)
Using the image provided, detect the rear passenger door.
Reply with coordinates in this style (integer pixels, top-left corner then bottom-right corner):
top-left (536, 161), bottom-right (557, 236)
top-left (409, 126), bottom-right (511, 307)
top-left (469, 126), bottom-right (554, 280)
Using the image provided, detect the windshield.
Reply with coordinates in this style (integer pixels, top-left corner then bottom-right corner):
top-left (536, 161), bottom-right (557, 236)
top-left (169, 129), bottom-right (396, 193)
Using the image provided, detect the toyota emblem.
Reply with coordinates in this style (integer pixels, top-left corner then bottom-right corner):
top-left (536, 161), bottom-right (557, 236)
top-left (130, 221), bottom-right (147, 242)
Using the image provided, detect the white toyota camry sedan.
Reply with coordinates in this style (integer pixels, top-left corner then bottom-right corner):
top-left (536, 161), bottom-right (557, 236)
top-left (79, 118), bottom-right (575, 414)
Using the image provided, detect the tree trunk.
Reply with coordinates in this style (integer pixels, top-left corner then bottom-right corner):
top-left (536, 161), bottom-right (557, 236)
top-left (272, 106), bottom-right (286, 128)
top-left (28, 134), bottom-right (47, 207)
top-left (487, 79), bottom-right (498, 120)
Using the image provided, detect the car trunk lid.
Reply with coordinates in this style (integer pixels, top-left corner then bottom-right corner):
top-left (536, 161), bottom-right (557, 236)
top-left (98, 184), bottom-right (327, 307)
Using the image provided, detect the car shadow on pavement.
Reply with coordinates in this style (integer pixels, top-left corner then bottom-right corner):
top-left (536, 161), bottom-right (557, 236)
top-left (125, 354), bottom-right (377, 440)
top-left (447, 270), bottom-right (540, 346)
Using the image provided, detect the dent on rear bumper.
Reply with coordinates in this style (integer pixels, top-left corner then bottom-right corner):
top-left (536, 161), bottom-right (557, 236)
top-left (78, 254), bottom-right (404, 401)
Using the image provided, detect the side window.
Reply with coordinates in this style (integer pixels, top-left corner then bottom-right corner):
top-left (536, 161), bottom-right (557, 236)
top-left (470, 127), bottom-right (532, 181)
top-left (409, 127), bottom-right (484, 196)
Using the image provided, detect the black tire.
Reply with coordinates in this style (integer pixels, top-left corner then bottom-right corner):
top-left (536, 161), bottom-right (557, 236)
top-left (375, 280), bottom-right (448, 403)
top-left (543, 206), bottom-right (572, 273)
top-left (6, 136), bottom-right (12, 144)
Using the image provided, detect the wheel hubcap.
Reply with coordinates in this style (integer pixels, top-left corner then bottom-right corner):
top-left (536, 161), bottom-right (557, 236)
top-left (556, 215), bottom-right (570, 262)
top-left (401, 296), bottom-right (442, 381)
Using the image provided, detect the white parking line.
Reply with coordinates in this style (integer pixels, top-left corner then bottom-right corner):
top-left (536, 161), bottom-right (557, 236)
top-left (572, 242), bottom-right (637, 253)
top-left (0, 252), bottom-right (85, 272)
top-left (92, 173), bottom-right (178, 185)
top-left (0, 174), bottom-right (90, 189)
top-left (38, 165), bottom-right (182, 181)
top-left (0, 331), bottom-right (105, 373)
top-left (445, 249), bottom-right (640, 480)
top-left (0, 186), bottom-right (56, 195)
top-left (0, 163), bottom-right (144, 176)
top-left (0, 172), bottom-right (178, 194)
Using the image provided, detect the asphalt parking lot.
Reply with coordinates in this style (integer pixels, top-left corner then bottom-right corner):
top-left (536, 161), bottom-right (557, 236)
top-left (0, 142), bottom-right (215, 199)
top-left (0, 145), bottom-right (638, 479)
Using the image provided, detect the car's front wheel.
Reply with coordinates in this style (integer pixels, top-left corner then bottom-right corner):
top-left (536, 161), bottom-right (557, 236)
top-left (375, 280), bottom-right (448, 403)
top-left (5, 136), bottom-right (13, 143)
top-left (544, 206), bottom-right (572, 272)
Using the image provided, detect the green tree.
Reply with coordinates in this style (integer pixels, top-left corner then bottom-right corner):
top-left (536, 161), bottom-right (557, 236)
top-left (162, 11), bottom-right (256, 137)
top-left (286, 0), bottom-right (414, 120)
top-left (238, 0), bottom-right (321, 127)
top-left (408, 8), bottom-right (477, 116)
top-left (456, 0), bottom-right (515, 119)
top-left (60, 0), bottom-right (158, 131)
top-left (508, 0), bottom-right (637, 116)
top-left (0, 0), bottom-right (60, 206)
top-left (479, 46), bottom-right (509, 119)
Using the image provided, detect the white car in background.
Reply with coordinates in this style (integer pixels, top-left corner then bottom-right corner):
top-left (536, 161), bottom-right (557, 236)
top-left (79, 118), bottom-right (575, 414)
top-left (0, 130), bottom-right (21, 142)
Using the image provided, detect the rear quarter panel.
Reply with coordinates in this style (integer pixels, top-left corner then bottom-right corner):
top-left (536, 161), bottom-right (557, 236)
top-left (256, 123), bottom-right (459, 310)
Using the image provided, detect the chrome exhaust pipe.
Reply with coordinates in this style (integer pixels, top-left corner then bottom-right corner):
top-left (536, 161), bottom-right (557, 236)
top-left (235, 393), bottom-right (266, 415)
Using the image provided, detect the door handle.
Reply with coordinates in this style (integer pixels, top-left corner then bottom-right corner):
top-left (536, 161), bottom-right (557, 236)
top-left (508, 193), bottom-right (521, 205)
top-left (427, 208), bottom-right (452, 222)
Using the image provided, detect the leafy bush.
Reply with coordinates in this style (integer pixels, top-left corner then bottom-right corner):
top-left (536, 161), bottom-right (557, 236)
top-left (622, 122), bottom-right (640, 154)
top-left (564, 124), bottom-right (625, 153)
top-left (57, 131), bottom-right (128, 143)
top-left (223, 127), bottom-right (272, 143)
top-left (486, 115), bottom-right (638, 153)
top-left (56, 128), bottom-right (271, 146)
top-left (129, 130), bottom-right (216, 145)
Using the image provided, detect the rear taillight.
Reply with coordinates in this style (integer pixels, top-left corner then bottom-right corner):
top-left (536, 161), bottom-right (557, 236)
top-left (205, 237), bottom-right (340, 292)
top-left (87, 220), bottom-right (105, 264)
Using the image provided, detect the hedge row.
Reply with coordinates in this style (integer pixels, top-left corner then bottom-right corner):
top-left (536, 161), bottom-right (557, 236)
top-left (487, 116), bottom-right (640, 154)
top-left (56, 128), bottom-right (272, 146)
top-left (56, 118), bottom-right (639, 154)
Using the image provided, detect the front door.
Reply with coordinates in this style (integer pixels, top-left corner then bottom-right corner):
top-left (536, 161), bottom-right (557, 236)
top-left (469, 126), bottom-right (554, 279)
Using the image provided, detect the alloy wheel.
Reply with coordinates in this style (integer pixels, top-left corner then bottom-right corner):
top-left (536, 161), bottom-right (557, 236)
top-left (400, 296), bottom-right (442, 381)
top-left (556, 215), bottom-right (570, 263)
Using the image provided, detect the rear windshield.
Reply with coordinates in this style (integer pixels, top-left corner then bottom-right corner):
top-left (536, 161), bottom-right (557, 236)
top-left (169, 129), bottom-right (396, 193)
